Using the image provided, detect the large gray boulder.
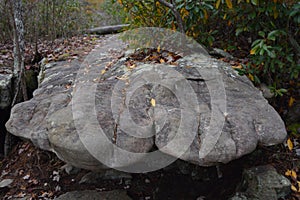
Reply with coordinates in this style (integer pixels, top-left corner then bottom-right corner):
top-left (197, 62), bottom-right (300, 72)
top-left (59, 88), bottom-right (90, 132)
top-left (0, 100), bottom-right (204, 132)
top-left (5, 33), bottom-right (287, 171)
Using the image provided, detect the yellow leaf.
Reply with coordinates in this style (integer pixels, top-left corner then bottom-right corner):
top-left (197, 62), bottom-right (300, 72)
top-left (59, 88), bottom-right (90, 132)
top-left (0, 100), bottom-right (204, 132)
top-left (204, 9), bottom-right (208, 20)
top-left (157, 45), bottom-right (161, 53)
top-left (291, 170), bottom-right (297, 179)
top-left (291, 185), bottom-right (298, 192)
top-left (232, 64), bottom-right (242, 69)
top-left (128, 64), bottom-right (136, 69)
top-left (151, 98), bottom-right (156, 107)
top-left (248, 74), bottom-right (254, 82)
top-left (216, 0), bottom-right (221, 9)
top-left (171, 21), bottom-right (176, 31)
top-left (101, 69), bottom-right (106, 75)
top-left (289, 97), bottom-right (295, 107)
top-left (250, 48), bottom-right (257, 55)
top-left (273, 6), bottom-right (279, 19)
top-left (160, 59), bottom-right (165, 63)
top-left (225, 0), bottom-right (233, 9)
top-left (180, 8), bottom-right (189, 19)
top-left (287, 138), bottom-right (294, 151)
top-left (223, 13), bottom-right (227, 20)
top-left (285, 170), bottom-right (292, 176)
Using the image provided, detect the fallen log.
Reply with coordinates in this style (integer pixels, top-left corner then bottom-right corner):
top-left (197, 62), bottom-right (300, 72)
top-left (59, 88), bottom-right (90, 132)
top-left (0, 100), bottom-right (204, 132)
top-left (85, 24), bottom-right (130, 35)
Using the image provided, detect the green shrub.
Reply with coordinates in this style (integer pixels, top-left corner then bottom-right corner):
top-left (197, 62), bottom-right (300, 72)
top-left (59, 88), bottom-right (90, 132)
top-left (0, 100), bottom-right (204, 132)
top-left (113, 0), bottom-right (299, 94)
top-left (0, 0), bottom-right (95, 42)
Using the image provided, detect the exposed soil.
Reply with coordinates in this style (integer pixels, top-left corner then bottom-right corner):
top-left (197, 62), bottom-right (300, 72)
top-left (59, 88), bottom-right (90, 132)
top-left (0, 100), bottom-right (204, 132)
top-left (0, 140), bottom-right (294, 200)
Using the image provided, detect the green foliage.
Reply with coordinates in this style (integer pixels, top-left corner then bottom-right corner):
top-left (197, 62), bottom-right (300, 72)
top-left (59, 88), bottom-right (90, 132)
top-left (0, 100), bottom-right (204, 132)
top-left (113, 0), bottom-right (299, 95)
top-left (24, 0), bottom-right (93, 40)
top-left (111, 0), bottom-right (174, 28)
top-left (99, 0), bottom-right (128, 25)
top-left (0, 0), bottom-right (95, 41)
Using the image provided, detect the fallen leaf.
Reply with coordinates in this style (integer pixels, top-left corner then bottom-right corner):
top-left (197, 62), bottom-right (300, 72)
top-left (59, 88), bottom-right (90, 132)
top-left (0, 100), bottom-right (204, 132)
top-left (106, 62), bottom-right (113, 68)
top-left (248, 74), bottom-right (254, 82)
top-left (128, 64), bottom-right (136, 69)
top-left (16, 192), bottom-right (26, 198)
top-left (287, 138), bottom-right (294, 151)
top-left (23, 174), bottom-right (30, 180)
top-left (291, 184), bottom-right (298, 192)
top-left (101, 69), bottom-right (106, 75)
top-left (116, 75), bottom-right (128, 81)
top-left (285, 169), bottom-right (292, 176)
top-left (289, 97), bottom-right (295, 107)
top-left (292, 170), bottom-right (297, 179)
top-left (151, 99), bottom-right (156, 107)
top-left (232, 64), bottom-right (242, 69)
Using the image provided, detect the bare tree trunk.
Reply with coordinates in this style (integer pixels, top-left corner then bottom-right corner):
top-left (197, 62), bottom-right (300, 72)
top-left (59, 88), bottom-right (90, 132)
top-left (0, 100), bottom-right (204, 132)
top-left (5, 0), bottom-right (28, 156)
top-left (11, 0), bottom-right (28, 106)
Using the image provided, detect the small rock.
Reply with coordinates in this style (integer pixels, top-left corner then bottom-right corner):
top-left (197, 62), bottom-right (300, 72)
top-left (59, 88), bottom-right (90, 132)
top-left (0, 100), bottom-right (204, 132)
top-left (229, 193), bottom-right (248, 200)
top-left (54, 190), bottom-right (132, 200)
top-left (209, 48), bottom-right (235, 60)
top-left (229, 165), bottom-right (291, 200)
top-left (79, 169), bottom-right (132, 184)
top-left (61, 164), bottom-right (81, 175)
top-left (259, 83), bottom-right (274, 99)
top-left (0, 73), bottom-right (13, 109)
top-left (0, 179), bottom-right (13, 188)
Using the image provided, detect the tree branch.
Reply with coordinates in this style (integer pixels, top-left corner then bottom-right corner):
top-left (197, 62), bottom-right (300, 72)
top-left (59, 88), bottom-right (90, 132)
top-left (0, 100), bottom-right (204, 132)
top-left (157, 0), bottom-right (185, 33)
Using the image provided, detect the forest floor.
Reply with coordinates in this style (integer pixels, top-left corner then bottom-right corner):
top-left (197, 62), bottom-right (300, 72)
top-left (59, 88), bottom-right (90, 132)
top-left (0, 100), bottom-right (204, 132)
top-left (0, 34), bottom-right (300, 200)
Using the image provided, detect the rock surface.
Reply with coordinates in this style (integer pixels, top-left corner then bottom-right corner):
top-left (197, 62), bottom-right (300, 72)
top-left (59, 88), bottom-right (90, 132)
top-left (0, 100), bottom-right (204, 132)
top-left (54, 190), bottom-right (132, 200)
top-left (0, 179), bottom-right (13, 188)
top-left (0, 70), bottom-right (13, 155)
top-left (5, 33), bottom-right (287, 171)
top-left (0, 72), bottom-right (12, 109)
top-left (229, 165), bottom-right (291, 200)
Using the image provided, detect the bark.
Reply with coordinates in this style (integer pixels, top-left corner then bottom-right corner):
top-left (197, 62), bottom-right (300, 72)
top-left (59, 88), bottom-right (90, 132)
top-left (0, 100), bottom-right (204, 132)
top-left (11, 0), bottom-right (28, 106)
